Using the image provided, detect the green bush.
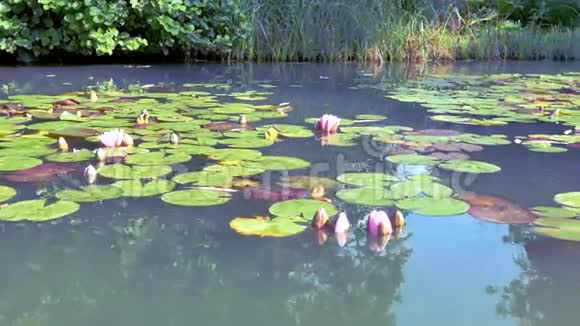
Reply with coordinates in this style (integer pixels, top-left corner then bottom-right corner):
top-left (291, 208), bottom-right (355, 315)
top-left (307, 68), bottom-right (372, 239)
top-left (0, 0), bottom-right (247, 59)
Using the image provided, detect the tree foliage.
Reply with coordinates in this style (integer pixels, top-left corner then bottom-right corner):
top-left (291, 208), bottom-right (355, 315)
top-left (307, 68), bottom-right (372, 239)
top-left (0, 0), bottom-right (247, 58)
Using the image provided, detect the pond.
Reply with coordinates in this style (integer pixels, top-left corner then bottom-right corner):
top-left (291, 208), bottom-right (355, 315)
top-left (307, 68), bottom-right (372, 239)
top-left (0, 61), bottom-right (579, 326)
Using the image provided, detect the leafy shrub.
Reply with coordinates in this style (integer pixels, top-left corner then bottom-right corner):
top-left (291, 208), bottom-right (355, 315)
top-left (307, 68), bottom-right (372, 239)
top-left (0, 0), bottom-right (247, 59)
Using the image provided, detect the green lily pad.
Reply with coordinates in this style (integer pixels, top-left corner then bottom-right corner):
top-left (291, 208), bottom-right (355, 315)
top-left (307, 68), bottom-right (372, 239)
top-left (531, 206), bottom-right (578, 218)
top-left (29, 110), bottom-right (59, 120)
top-left (386, 154), bottom-right (440, 166)
top-left (0, 146), bottom-right (56, 157)
top-left (320, 134), bottom-right (358, 146)
top-left (59, 111), bottom-right (84, 121)
top-left (99, 147), bottom-right (150, 157)
top-left (533, 217), bottom-right (580, 241)
top-left (229, 216), bottom-right (307, 237)
top-left (423, 183), bottom-right (454, 198)
top-left (337, 172), bottom-right (398, 187)
top-left (210, 104), bottom-right (255, 114)
top-left (27, 121), bottom-right (78, 131)
top-left (242, 156), bottom-right (310, 171)
top-left (397, 197), bottom-right (470, 216)
top-left (147, 122), bottom-right (200, 132)
top-left (459, 135), bottom-right (511, 146)
top-left (390, 180), bottom-right (453, 199)
top-left (209, 149), bottom-right (263, 161)
top-left (355, 114), bottom-right (387, 120)
top-left (407, 174), bottom-right (440, 182)
top-left (0, 199), bottom-right (79, 222)
top-left (279, 176), bottom-right (338, 190)
top-left (203, 164), bottom-right (265, 177)
top-left (390, 181), bottom-right (425, 198)
top-left (438, 160), bottom-right (501, 174)
top-left (173, 171), bottom-right (233, 186)
top-left (269, 199), bottom-right (338, 218)
top-left (51, 127), bottom-right (99, 138)
top-left (223, 130), bottom-right (264, 139)
top-left (554, 192), bottom-right (580, 208)
top-left (0, 156), bottom-right (43, 171)
top-left (161, 189), bottom-right (231, 206)
top-left (220, 138), bottom-right (274, 148)
top-left (98, 164), bottom-right (172, 179)
top-left (56, 185), bottom-right (124, 202)
top-left (125, 151), bottom-right (191, 165)
top-left (165, 145), bottom-right (215, 155)
top-left (336, 187), bottom-right (394, 206)
top-left (112, 179), bottom-right (175, 197)
top-left (137, 142), bottom-right (173, 149)
top-left (181, 137), bottom-right (220, 146)
top-left (0, 137), bottom-right (56, 148)
top-left (45, 149), bottom-right (94, 162)
top-left (261, 124), bottom-right (314, 138)
top-left (0, 185), bottom-right (16, 202)
top-left (527, 145), bottom-right (568, 153)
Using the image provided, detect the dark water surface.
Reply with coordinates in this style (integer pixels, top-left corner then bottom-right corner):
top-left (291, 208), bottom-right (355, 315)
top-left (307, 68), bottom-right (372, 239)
top-left (0, 62), bottom-right (579, 326)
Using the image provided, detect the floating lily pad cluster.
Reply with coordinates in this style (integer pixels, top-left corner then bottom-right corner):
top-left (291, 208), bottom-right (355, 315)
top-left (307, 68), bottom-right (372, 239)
top-left (0, 73), bottom-right (574, 237)
top-left (336, 172), bottom-right (470, 216)
top-left (0, 84), bottom-right (309, 221)
top-left (331, 126), bottom-right (504, 173)
top-left (383, 72), bottom-right (579, 127)
top-left (532, 192), bottom-right (580, 241)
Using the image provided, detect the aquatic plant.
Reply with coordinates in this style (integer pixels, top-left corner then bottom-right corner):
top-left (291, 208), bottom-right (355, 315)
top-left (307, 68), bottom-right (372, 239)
top-left (311, 207), bottom-right (330, 229)
top-left (367, 210), bottom-right (392, 236)
top-left (234, 0), bottom-right (579, 62)
top-left (98, 129), bottom-right (133, 147)
top-left (457, 192), bottom-right (537, 224)
top-left (333, 212), bottom-right (350, 233)
top-left (313, 114), bottom-right (340, 134)
top-left (384, 72), bottom-right (580, 129)
top-left (391, 210), bottom-right (405, 228)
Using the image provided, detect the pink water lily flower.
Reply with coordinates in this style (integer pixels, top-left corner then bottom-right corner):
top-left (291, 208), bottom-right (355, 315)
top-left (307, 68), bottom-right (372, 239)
top-left (366, 209), bottom-right (392, 236)
top-left (98, 129), bottom-right (133, 147)
top-left (334, 212), bottom-right (350, 233)
top-left (314, 114), bottom-right (340, 134)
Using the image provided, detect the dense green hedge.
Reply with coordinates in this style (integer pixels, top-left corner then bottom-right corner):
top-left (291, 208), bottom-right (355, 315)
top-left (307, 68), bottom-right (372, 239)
top-left (0, 0), bottom-right (247, 58)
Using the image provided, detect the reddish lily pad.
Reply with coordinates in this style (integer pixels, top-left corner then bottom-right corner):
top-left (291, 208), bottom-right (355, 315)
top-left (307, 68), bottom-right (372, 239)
top-left (53, 99), bottom-right (81, 106)
top-left (243, 188), bottom-right (308, 201)
top-left (203, 122), bottom-right (246, 132)
top-left (4, 162), bottom-right (82, 183)
top-left (457, 192), bottom-right (537, 224)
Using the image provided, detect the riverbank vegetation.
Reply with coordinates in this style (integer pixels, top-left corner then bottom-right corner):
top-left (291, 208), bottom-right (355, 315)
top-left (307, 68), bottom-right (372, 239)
top-left (0, 0), bottom-right (578, 63)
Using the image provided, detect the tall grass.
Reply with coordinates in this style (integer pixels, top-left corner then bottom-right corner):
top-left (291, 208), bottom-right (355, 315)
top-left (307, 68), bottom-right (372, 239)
top-left (232, 0), bottom-right (579, 62)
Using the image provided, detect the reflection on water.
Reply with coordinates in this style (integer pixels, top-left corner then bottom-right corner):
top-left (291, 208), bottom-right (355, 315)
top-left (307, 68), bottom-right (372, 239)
top-left (489, 228), bottom-right (580, 326)
top-left (0, 210), bottom-right (411, 326)
top-left (0, 61), bottom-right (579, 325)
